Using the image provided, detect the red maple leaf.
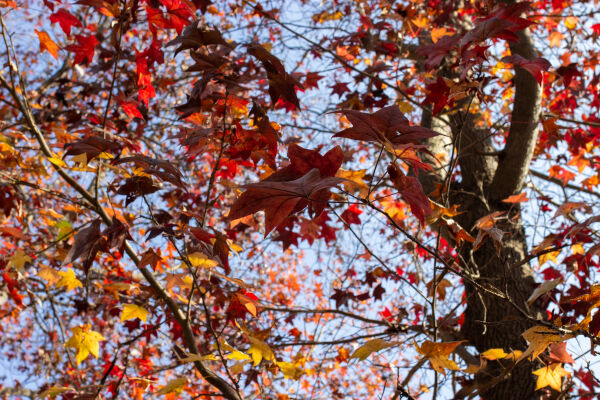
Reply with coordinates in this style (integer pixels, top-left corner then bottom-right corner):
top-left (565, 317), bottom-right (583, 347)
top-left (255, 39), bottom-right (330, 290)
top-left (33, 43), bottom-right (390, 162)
top-left (417, 35), bottom-right (460, 70)
top-left (248, 44), bottom-right (303, 110)
top-left (66, 34), bottom-right (97, 64)
top-left (501, 55), bottom-right (551, 85)
top-left (424, 77), bottom-right (451, 115)
top-left (303, 72), bottom-right (323, 90)
top-left (330, 82), bottom-right (350, 97)
top-left (387, 163), bottom-right (431, 225)
top-left (266, 144), bottom-right (343, 181)
top-left (227, 169), bottom-right (344, 234)
top-left (160, 0), bottom-right (194, 34)
top-left (341, 205), bottom-right (362, 226)
top-left (335, 105), bottom-right (438, 146)
top-left (119, 100), bottom-right (143, 120)
top-left (49, 9), bottom-right (81, 36)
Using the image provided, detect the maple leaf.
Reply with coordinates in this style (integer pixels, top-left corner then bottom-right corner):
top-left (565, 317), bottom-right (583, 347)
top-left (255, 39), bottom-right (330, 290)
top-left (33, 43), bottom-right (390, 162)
top-left (247, 337), bottom-right (274, 366)
top-left (350, 338), bottom-right (394, 361)
top-left (424, 76), bottom-right (451, 115)
top-left (387, 163), bottom-right (431, 225)
top-left (533, 363), bottom-right (570, 391)
top-left (501, 55), bottom-right (551, 85)
top-left (330, 82), bottom-right (350, 97)
top-left (64, 325), bottom-right (105, 364)
top-left (517, 326), bottom-right (573, 363)
top-left (340, 205), bottom-right (362, 226)
top-left (303, 72), bottom-right (323, 90)
top-left (248, 44), bottom-right (303, 110)
top-left (166, 20), bottom-right (232, 54)
top-left (120, 304), bottom-right (149, 322)
top-left (426, 278), bottom-right (452, 301)
top-left (161, 0), bottom-right (194, 34)
top-left (35, 30), bottom-right (59, 59)
top-left (548, 342), bottom-right (575, 364)
top-left (502, 191), bottom-right (530, 204)
top-left (227, 169), bottom-right (344, 234)
top-left (6, 249), bottom-right (31, 270)
top-left (49, 9), bottom-right (82, 36)
top-left (38, 386), bottom-right (74, 399)
top-left (417, 35), bottom-right (460, 69)
top-left (277, 361), bottom-right (305, 380)
top-left (335, 105), bottom-right (437, 147)
top-left (481, 348), bottom-right (508, 360)
top-left (187, 252), bottom-right (219, 269)
top-left (266, 144), bottom-right (343, 182)
top-left (568, 285), bottom-right (600, 330)
top-left (38, 266), bottom-right (61, 285)
top-left (155, 377), bottom-right (187, 395)
top-left (64, 136), bottom-right (121, 162)
top-left (336, 168), bottom-right (369, 198)
top-left (416, 340), bottom-right (465, 374)
top-left (65, 34), bottom-right (97, 65)
top-left (527, 278), bottom-right (563, 306)
top-left (56, 268), bottom-right (83, 292)
top-left (119, 100), bottom-right (143, 120)
top-left (61, 219), bottom-right (102, 270)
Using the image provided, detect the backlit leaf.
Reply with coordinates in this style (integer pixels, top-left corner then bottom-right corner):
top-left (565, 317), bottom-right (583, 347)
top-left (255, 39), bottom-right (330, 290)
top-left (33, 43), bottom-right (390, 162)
top-left (64, 325), bottom-right (105, 364)
top-left (350, 338), bottom-right (394, 361)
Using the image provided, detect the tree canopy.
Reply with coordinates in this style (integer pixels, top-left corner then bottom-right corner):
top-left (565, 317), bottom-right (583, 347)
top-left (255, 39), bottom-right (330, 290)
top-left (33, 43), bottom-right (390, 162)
top-left (1, 0), bottom-right (600, 399)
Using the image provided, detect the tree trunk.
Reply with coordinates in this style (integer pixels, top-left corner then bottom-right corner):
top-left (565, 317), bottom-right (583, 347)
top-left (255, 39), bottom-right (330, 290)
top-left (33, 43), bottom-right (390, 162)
top-left (416, 4), bottom-right (545, 396)
top-left (453, 189), bottom-right (542, 399)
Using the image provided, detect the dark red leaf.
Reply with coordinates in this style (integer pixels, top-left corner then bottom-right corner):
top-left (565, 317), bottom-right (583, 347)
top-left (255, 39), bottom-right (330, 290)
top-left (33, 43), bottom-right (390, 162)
top-left (501, 54), bottom-right (551, 84)
top-left (227, 169), bottom-right (344, 234)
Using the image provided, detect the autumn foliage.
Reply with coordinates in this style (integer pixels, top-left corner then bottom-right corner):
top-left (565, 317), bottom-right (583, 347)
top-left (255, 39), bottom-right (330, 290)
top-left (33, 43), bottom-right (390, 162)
top-left (1, 0), bottom-right (600, 399)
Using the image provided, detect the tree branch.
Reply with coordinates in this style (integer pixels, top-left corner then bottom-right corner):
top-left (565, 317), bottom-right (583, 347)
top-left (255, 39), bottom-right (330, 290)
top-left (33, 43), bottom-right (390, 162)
top-left (490, 25), bottom-right (543, 200)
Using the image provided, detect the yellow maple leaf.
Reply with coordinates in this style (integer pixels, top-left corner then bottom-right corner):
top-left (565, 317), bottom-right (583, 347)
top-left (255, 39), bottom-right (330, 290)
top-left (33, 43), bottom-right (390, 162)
top-left (430, 27), bottom-right (450, 43)
top-left (64, 325), bottom-right (105, 364)
top-left (533, 363), bottom-right (570, 391)
top-left (38, 386), bottom-right (73, 399)
top-left (56, 268), bottom-right (83, 292)
top-left (481, 348), bottom-right (508, 360)
top-left (38, 265), bottom-right (61, 285)
top-left (539, 250), bottom-right (560, 266)
top-left (416, 340), bottom-right (464, 374)
top-left (225, 350), bottom-right (251, 361)
top-left (187, 252), bottom-right (219, 269)
top-left (350, 338), bottom-right (394, 361)
top-left (230, 359), bottom-right (252, 375)
top-left (120, 304), bottom-right (148, 322)
top-left (277, 361), bottom-right (304, 380)
top-left (247, 337), bottom-right (274, 366)
top-left (517, 326), bottom-right (572, 363)
top-left (564, 16), bottom-right (578, 30)
top-left (569, 285), bottom-right (600, 330)
top-left (155, 377), bottom-right (187, 395)
top-left (47, 155), bottom-right (67, 167)
top-left (7, 250), bottom-right (31, 270)
top-left (336, 168), bottom-right (369, 198)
